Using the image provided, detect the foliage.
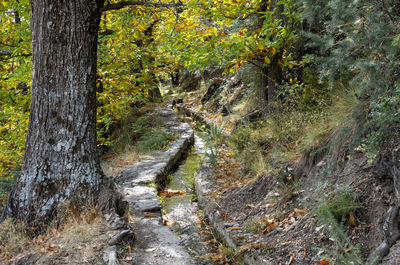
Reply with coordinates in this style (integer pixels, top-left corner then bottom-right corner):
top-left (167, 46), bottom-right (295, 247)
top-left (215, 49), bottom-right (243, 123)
top-left (358, 86), bottom-right (400, 162)
top-left (162, 0), bottom-right (302, 76)
top-left (314, 203), bottom-right (369, 265)
top-left (299, 0), bottom-right (400, 160)
top-left (0, 2), bottom-right (31, 179)
top-left (202, 123), bottom-right (225, 166)
top-left (318, 186), bottom-right (361, 223)
top-left (310, 183), bottom-right (367, 264)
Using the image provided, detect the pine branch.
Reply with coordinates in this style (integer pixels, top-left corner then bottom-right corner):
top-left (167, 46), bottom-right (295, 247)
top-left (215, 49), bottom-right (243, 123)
top-left (381, 0), bottom-right (397, 25)
top-left (103, 1), bottom-right (184, 11)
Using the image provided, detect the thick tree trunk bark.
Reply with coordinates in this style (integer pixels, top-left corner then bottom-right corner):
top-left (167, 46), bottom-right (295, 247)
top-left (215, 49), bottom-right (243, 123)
top-left (1, 0), bottom-right (108, 228)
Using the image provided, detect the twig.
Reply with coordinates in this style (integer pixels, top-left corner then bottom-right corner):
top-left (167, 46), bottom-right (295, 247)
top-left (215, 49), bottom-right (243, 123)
top-left (103, 0), bottom-right (184, 11)
top-left (381, 0), bottom-right (396, 25)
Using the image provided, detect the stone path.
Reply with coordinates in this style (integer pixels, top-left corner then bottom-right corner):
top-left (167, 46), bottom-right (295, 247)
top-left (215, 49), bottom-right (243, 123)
top-left (115, 106), bottom-right (196, 264)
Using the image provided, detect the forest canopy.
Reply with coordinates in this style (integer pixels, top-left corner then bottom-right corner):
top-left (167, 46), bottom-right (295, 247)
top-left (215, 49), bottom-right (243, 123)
top-left (0, 0), bottom-right (399, 184)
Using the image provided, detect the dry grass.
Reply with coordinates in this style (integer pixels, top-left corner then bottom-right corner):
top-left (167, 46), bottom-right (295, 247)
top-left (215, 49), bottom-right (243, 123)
top-left (0, 208), bottom-right (125, 265)
top-left (299, 89), bottom-right (360, 154)
top-left (0, 218), bottom-right (31, 261)
top-left (101, 146), bottom-right (142, 177)
top-left (225, 88), bottom-right (361, 176)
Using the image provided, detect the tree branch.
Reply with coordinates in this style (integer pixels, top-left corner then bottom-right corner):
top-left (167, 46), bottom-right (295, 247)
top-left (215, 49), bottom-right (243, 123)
top-left (103, 1), bottom-right (184, 11)
top-left (381, 0), bottom-right (397, 25)
top-left (0, 47), bottom-right (11, 56)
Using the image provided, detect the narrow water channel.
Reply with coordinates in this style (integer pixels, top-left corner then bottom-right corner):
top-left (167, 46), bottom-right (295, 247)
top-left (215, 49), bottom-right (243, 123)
top-left (161, 135), bottom-right (220, 264)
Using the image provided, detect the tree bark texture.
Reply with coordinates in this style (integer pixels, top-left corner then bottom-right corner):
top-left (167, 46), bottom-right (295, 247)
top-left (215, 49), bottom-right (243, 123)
top-left (266, 0), bottom-right (283, 105)
top-left (255, 0), bottom-right (283, 106)
top-left (2, 0), bottom-right (106, 228)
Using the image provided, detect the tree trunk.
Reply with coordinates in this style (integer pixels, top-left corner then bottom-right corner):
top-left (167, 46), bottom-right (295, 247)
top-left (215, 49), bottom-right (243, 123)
top-left (267, 56), bottom-right (282, 103)
top-left (1, 0), bottom-right (108, 228)
top-left (259, 68), bottom-right (268, 105)
top-left (266, 0), bottom-right (283, 105)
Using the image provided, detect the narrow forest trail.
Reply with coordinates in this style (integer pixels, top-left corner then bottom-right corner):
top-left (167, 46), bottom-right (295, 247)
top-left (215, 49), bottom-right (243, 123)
top-left (112, 103), bottom-right (223, 265)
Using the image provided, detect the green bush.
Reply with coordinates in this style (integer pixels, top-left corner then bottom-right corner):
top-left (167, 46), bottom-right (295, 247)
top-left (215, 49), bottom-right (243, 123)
top-left (310, 185), bottom-right (367, 264)
top-left (322, 186), bottom-right (361, 222)
top-left (300, 0), bottom-right (400, 162)
top-left (202, 123), bottom-right (225, 166)
top-left (230, 124), bottom-right (253, 152)
top-left (314, 203), bottom-right (366, 265)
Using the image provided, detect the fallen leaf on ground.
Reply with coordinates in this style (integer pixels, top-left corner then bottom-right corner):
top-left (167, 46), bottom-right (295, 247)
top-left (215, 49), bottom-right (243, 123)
top-left (281, 241), bottom-right (291, 246)
top-left (144, 213), bottom-right (157, 218)
top-left (198, 251), bottom-right (228, 263)
top-left (265, 203), bottom-right (276, 208)
top-left (40, 243), bottom-right (60, 254)
top-left (287, 255), bottom-right (295, 265)
top-left (162, 215), bottom-right (174, 226)
top-left (239, 242), bottom-right (272, 252)
top-left (348, 211), bottom-right (357, 227)
top-left (316, 258), bottom-right (330, 265)
top-left (260, 218), bottom-right (279, 234)
top-left (294, 208), bottom-right (307, 216)
top-left (200, 239), bottom-right (217, 245)
top-left (92, 243), bottom-right (104, 249)
top-left (159, 190), bottom-right (185, 198)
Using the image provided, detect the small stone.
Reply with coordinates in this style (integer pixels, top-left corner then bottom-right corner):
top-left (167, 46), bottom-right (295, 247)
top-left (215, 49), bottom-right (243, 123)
top-left (103, 246), bottom-right (118, 265)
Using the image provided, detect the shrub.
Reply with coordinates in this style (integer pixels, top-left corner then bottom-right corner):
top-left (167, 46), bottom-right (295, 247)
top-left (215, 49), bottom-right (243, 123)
top-left (321, 186), bottom-right (361, 222)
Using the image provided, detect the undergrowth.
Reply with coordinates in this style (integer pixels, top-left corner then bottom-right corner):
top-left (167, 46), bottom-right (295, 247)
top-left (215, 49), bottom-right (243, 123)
top-left (313, 203), bottom-right (367, 265)
top-left (101, 104), bottom-right (174, 176)
top-left (135, 131), bottom-right (175, 153)
top-left (0, 205), bottom-right (113, 264)
top-left (227, 86), bottom-right (364, 176)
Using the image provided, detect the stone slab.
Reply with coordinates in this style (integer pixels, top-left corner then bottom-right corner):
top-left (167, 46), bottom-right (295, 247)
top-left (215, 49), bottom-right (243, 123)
top-left (133, 199), bottom-right (162, 212)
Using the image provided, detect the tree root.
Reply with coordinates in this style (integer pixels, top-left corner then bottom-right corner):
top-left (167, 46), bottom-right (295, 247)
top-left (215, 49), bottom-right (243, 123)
top-left (369, 205), bottom-right (400, 264)
top-left (369, 138), bottom-right (400, 264)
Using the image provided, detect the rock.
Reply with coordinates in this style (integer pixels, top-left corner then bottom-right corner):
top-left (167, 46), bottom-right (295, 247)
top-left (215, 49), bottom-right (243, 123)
top-left (104, 209), bottom-right (128, 230)
top-left (180, 71), bottom-right (201, 91)
top-left (201, 78), bottom-right (224, 104)
top-left (103, 246), bottom-right (119, 265)
top-left (134, 199), bottom-right (162, 212)
top-left (123, 186), bottom-right (158, 201)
